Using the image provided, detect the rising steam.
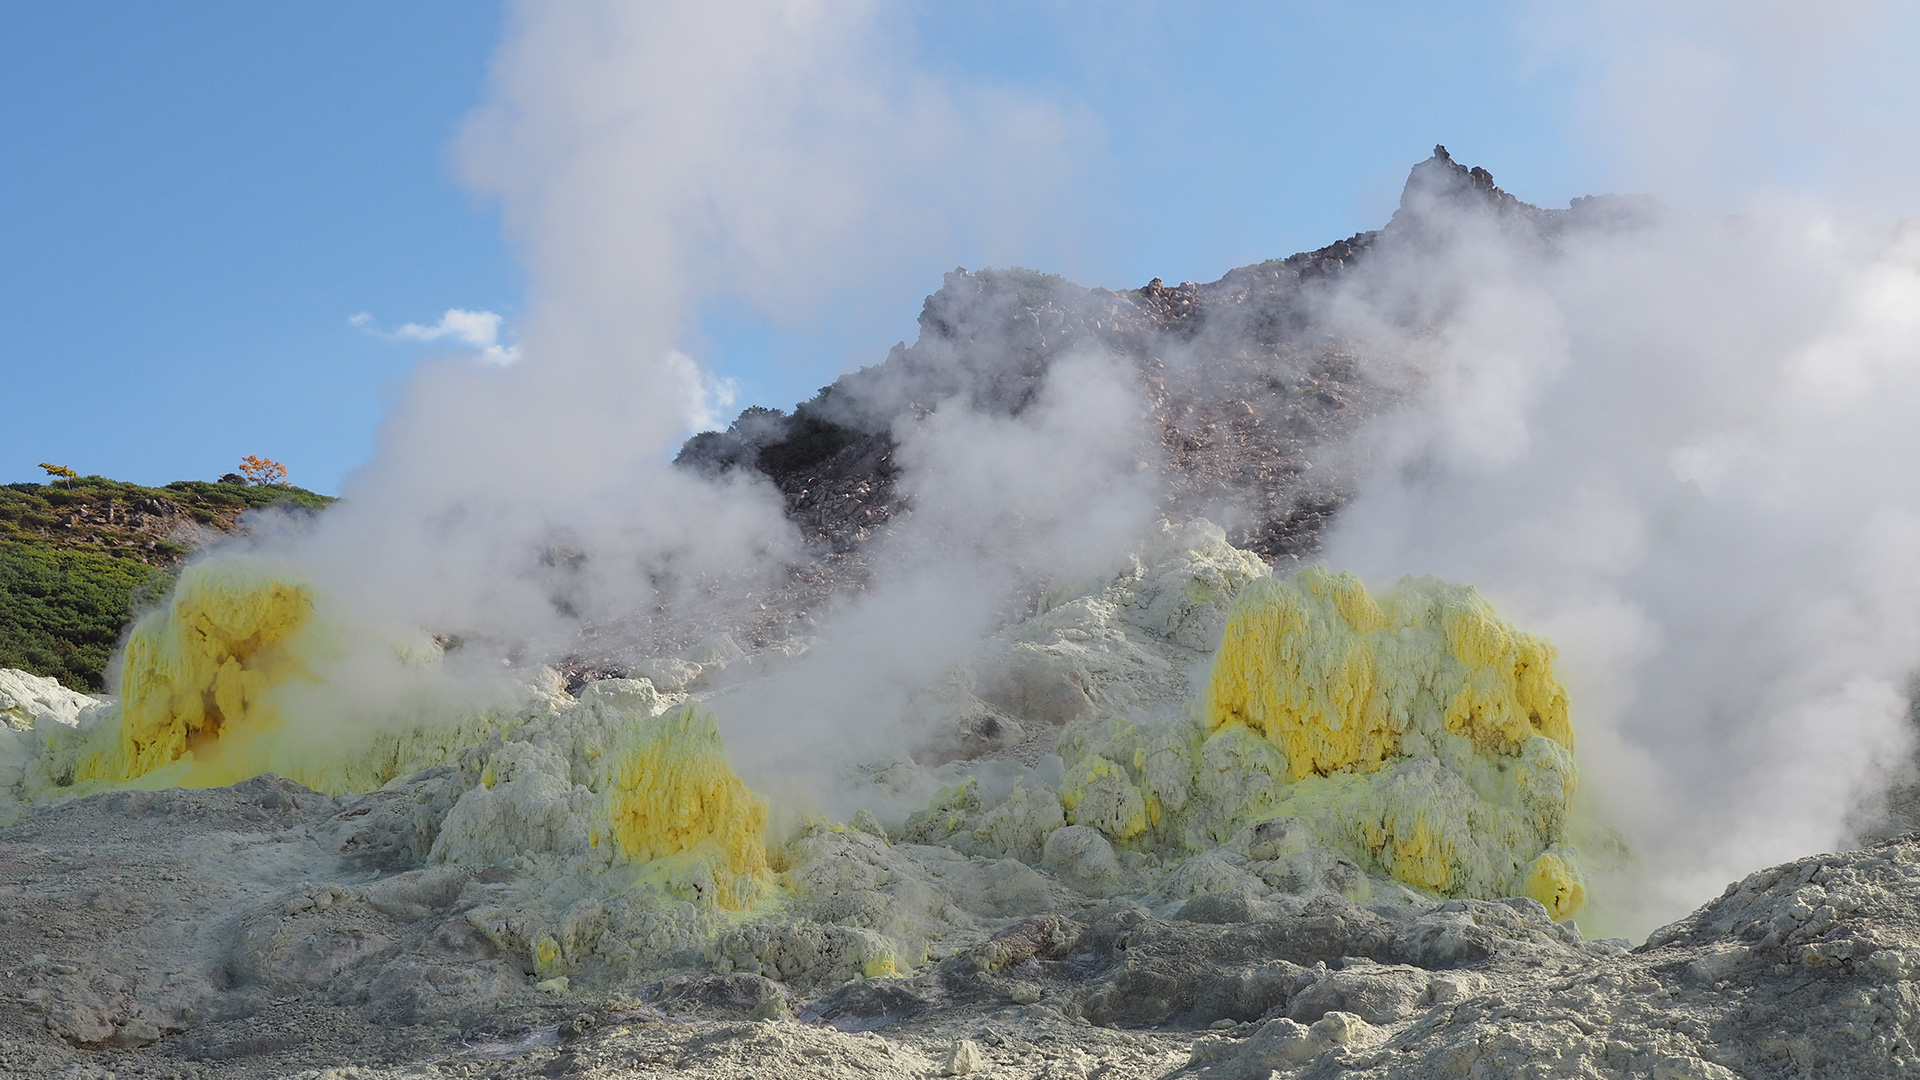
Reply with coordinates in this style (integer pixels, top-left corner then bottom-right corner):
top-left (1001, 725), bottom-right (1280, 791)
top-left (1318, 190), bottom-right (1920, 935)
top-left (245, 0), bottom-right (1085, 681)
top-left (61, 2), bottom-right (1920, 943)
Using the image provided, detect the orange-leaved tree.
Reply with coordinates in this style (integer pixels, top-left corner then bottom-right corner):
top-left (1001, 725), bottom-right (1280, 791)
top-left (38, 462), bottom-right (78, 485)
top-left (238, 455), bottom-right (288, 486)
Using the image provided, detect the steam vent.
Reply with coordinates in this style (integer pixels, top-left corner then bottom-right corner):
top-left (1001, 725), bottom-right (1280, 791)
top-left (7, 147), bottom-right (1920, 1078)
top-left (71, 558), bottom-right (317, 790)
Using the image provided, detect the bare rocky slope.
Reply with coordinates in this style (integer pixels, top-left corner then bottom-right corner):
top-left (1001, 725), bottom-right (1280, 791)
top-left (672, 146), bottom-right (1642, 574)
top-left (569, 145), bottom-right (1654, 675)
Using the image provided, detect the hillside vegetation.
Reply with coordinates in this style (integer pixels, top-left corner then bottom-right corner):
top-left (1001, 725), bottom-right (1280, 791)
top-left (0, 476), bottom-right (332, 691)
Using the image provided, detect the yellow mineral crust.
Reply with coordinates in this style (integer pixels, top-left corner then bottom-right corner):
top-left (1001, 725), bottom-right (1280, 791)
top-left (602, 707), bottom-right (774, 911)
top-left (1206, 567), bottom-right (1573, 779)
top-left (75, 559), bottom-right (314, 788)
top-left (56, 559), bottom-right (510, 796)
top-left (1187, 565), bottom-right (1589, 917)
top-left (1381, 807), bottom-right (1452, 894)
top-left (1440, 600), bottom-right (1573, 754)
top-left (1523, 851), bottom-right (1587, 920)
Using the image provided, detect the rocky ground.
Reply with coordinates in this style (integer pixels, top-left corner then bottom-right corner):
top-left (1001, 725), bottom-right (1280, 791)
top-left (2, 774), bottom-right (1917, 1079)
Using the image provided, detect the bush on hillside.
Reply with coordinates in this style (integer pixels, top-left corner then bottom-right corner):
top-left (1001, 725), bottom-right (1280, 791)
top-left (0, 540), bottom-right (168, 692)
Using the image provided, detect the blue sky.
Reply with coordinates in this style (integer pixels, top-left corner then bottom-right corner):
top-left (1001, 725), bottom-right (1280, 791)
top-left (2, 3), bottom-right (513, 492)
top-left (3, 2), bottom-right (1902, 494)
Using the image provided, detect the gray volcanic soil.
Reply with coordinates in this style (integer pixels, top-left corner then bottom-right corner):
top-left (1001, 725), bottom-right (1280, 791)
top-left (3, 773), bottom-right (1918, 1078)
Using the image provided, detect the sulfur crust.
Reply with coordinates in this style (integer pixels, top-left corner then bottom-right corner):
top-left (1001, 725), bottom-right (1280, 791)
top-left (1059, 754), bottom-right (1149, 840)
top-left (58, 558), bottom-right (509, 796)
top-left (1206, 566), bottom-right (1573, 780)
top-left (602, 707), bottom-right (774, 912)
top-left (1524, 851), bottom-right (1587, 921)
top-left (51, 563), bottom-right (776, 916)
top-left (696, 545), bottom-right (1585, 930)
top-left (29, 530), bottom-right (1598, 968)
top-left (73, 559), bottom-right (316, 789)
top-left (1176, 565), bottom-right (1590, 917)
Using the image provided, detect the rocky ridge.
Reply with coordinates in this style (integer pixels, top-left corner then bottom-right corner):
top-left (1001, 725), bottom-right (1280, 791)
top-left (0, 476), bottom-right (331, 572)
top-left (566, 146), bottom-right (1655, 676)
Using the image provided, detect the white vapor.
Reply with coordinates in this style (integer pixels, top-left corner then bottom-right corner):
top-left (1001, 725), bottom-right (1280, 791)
top-left (206, 1), bottom-right (1920, 945)
top-left (235, 0), bottom-right (1090, 766)
top-left (718, 346), bottom-right (1161, 799)
top-left (1319, 183), bottom-right (1920, 938)
top-left (1354, 0), bottom-right (1920, 937)
top-left (1522, 0), bottom-right (1920, 214)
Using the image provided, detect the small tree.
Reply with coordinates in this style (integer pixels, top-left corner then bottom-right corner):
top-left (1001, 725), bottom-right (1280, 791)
top-left (38, 462), bottom-right (78, 486)
top-left (238, 455), bottom-right (288, 486)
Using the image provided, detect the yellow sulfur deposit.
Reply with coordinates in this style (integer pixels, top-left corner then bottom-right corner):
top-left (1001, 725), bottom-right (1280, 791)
top-left (602, 707), bottom-right (774, 911)
top-left (1193, 566), bottom-right (1585, 916)
top-left (74, 558), bottom-right (315, 788)
top-left (1207, 567), bottom-right (1572, 779)
top-left (53, 557), bottom-right (512, 797)
top-left (45, 560), bottom-right (776, 922)
top-left (1440, 599), bottom-right (1573, 754)
top-left (994, 564), bottom-right (1592, 919)
top-left (1376, 807), bottom-right (1451, 894)
top-left (1523, 851), bottom-right (1586, 920)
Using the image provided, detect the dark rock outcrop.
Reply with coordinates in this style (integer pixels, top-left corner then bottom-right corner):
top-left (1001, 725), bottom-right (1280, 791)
top-left (563, 148), bottom-right (1661, 676)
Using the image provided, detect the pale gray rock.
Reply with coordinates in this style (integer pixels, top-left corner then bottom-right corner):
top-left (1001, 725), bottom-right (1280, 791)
top-left (1043, 824), bottom-right (1127, 897)
top-left (1190, 1011), bottom-right (1384, 1077)
top-left (1282, 959), bottom-right (1430, 1025)
top-left (629, 657), bottom-right (702, 692)
top-left (0, 668), bottom-right (99, 732)
top-left (943, 1037), bottom-right (984, 1074)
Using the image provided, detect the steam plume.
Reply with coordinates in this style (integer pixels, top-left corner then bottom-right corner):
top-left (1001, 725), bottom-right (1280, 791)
top-left (249, 0), bottom-right (1083, 680)
top-left (1319, 175), bottom-right (1920, 936)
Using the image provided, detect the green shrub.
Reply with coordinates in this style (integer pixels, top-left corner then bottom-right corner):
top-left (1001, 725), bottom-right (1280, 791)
top-left (0, 475), bottom-right (333, 691)
top-left (0, 541), bottom-right (165, 691)
top-left (756, 410), bottom-right (858, 475)
top-left (162, 479), bottom-right (330, 512)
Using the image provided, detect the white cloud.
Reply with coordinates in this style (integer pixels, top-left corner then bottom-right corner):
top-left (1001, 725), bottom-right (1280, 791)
top-left (657, 349), bottom-right (739, 434)
top-left (350, 308), bottom-right (520, 366)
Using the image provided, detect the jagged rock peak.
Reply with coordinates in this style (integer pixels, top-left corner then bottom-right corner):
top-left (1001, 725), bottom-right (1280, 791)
top-left (1387, 143), bottom-right (1545, 234)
